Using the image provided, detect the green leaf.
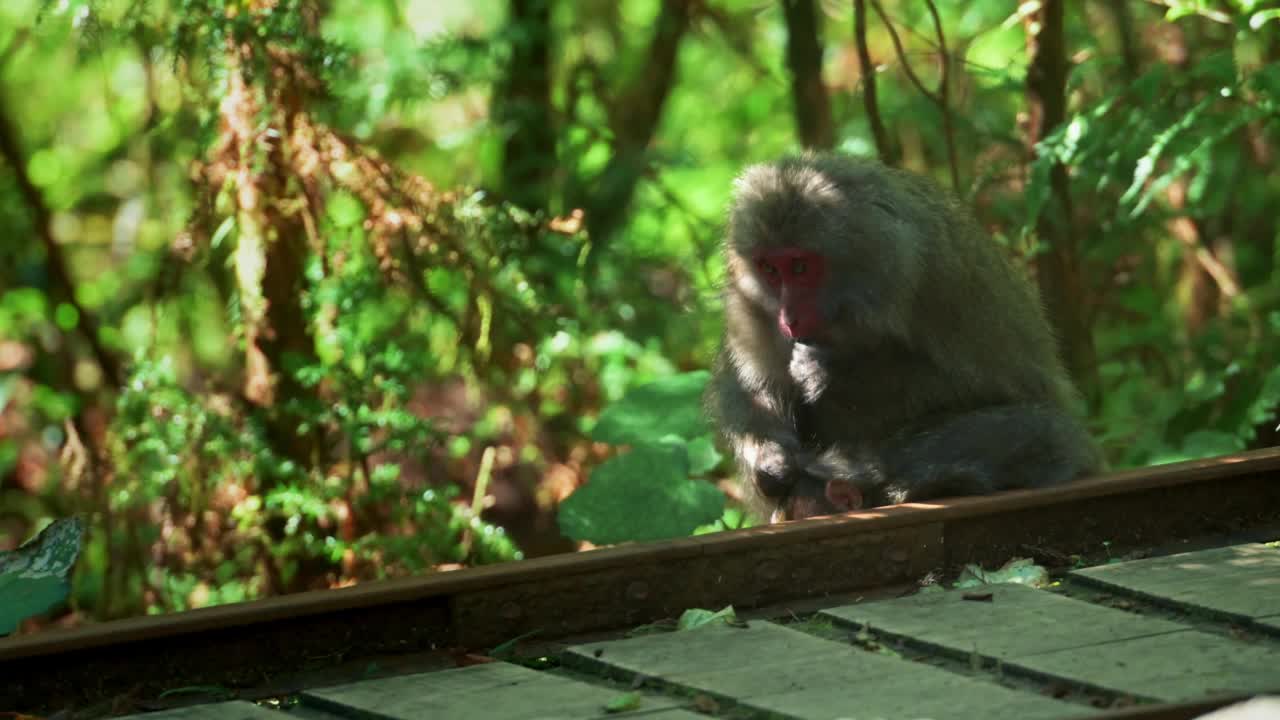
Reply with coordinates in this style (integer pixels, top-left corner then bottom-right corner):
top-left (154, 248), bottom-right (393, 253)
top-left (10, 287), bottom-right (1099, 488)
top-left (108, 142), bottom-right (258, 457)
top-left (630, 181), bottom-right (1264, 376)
top-left (677, 605), bottom-right (738, 630)
top-left (54, 302), bottom-right (80, 331)
top-left (1179, 430), bottom-right (1246, 459)
top-left (210, 216), bottom-right (235, 249)
top-left (954, 558), bottom-right (1049, 589)
top-left (0, 517), bottom-right (85, 635)
top-left (1244, 366), bottom-right (1280, 429)
top-left (1126, 109), bottom-right (1257, 218)
top-left (557, 444), bottom-right (724, 544)
top-left (604, 691), bottom-right (642, 713)
top-left (684, 434), bottom-right (724, 475)
top-left (591, 371), bottom-right (711, 445)
top-left (327, 191), bottom-right (366, 229)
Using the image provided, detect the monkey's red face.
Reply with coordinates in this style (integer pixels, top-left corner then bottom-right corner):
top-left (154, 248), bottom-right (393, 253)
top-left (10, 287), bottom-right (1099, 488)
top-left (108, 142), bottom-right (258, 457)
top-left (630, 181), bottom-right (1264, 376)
top-left (754, 248), bottom-right (827, 342)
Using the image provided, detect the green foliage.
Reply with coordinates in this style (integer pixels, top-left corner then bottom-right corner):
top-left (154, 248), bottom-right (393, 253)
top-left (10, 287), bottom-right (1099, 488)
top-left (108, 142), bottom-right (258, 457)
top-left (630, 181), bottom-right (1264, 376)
top-left (558, 443), bottom-right (723, 545)
top-left (590, 370), bottom-right (712, 445)
top-left (1029, 36), bottom-right (1280, 466)
top-left (558, 372), bottom-right (727, 544)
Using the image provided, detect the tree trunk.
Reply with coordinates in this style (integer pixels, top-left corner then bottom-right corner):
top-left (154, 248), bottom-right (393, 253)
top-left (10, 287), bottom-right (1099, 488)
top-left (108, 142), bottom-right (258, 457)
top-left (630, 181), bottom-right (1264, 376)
top-left (1100, 0), bottom-right (1140, 81)
top-left (781, 0), bottom-right (834, 150)
top-left (1023, 0), bottom-right (1098, 400)
top-left (221, 38), bottom-right (322, 472)
top-left (579, 0), bottom-right (692, 272)
top-left (496, 0), bottom-right (556, 211)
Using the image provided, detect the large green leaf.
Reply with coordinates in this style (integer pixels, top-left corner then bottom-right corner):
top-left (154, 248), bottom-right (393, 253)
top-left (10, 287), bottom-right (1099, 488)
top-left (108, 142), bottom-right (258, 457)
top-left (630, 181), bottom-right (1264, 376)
top-left (0, 516), bottom-right (85, 635)
top-left (591, 371), bottom-right (711, 445)
top-left (684, 434), bottom-right (724, 475)
top-left (558, 444), bottom-right (724, 545)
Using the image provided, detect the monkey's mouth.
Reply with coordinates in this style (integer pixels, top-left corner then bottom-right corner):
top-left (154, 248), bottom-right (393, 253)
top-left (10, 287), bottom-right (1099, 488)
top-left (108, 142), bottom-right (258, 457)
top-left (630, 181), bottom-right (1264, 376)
top-left (789, 337), bottom-right (833, 355)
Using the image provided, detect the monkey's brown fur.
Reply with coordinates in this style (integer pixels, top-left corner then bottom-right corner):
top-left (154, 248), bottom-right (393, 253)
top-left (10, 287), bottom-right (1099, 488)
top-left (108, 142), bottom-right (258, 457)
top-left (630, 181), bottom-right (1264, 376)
top-left (708, 153), bottom-right (1102, 519)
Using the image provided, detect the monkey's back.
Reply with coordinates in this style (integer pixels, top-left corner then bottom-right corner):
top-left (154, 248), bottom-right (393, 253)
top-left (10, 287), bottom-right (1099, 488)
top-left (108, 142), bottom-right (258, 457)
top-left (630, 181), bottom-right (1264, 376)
top-left (801, 159), bottom-right (1083, 434)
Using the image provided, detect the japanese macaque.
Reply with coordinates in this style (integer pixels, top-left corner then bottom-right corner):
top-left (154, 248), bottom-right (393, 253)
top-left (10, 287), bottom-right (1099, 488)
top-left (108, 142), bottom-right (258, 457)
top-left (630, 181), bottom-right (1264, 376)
top-left (707, 154), bottom-right (1102, 521)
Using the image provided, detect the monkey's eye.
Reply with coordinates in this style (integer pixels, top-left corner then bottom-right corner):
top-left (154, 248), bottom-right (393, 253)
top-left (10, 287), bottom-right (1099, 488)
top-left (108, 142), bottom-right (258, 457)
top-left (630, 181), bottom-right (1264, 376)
top-left (758, 258), bottom-right (778, 276)
top-left (791, 258), bottom-right (807, 275)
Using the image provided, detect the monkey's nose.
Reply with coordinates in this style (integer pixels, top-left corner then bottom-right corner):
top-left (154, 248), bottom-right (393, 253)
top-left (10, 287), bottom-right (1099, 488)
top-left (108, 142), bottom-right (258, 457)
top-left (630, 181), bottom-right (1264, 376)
top-left (779, 317), bottom-right (799, 339)
top-left (778, 313), bottom-right (808, 341)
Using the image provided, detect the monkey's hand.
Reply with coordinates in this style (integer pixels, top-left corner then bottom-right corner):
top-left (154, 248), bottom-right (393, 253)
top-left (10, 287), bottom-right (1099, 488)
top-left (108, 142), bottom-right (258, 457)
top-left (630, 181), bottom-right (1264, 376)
top-left (775, 446), bottom-right (882, 521)
top-left (741, 434), bottom-right (806, 501)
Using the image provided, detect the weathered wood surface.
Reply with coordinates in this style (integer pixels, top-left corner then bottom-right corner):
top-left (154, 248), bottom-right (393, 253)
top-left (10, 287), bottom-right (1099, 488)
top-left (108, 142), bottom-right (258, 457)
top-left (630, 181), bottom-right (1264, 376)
top-left (115, 540), bottom-right (1280, 720)
top-left (300, 662), bottom-right (703, 720)
top-left (116, 703), bottom-right (281, 719)
top-left (1070, 543), bottom-right (1280, 633)
top-left (821, 582), bottom-right (1279, 702)
top-left (564, 619), bottom-right (1088, 720)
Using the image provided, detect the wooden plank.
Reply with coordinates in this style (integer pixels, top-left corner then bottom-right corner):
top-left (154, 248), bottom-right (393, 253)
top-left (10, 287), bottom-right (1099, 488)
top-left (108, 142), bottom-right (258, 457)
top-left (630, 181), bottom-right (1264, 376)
top-left (116, 702), bottom-right (282, 719)
top-left (820, 584), bottom-right (1280, 701)
top-left (1070, 544), bottom-right (1280, 628)
top-left (823, 583), bottom-right (1188, 659)
top-left (301, 661), bottom-right (695, 720)
top-left (564, 620), bottom-right (1088, 720)
top-left (1020, 632), bottom-right (1279, 703)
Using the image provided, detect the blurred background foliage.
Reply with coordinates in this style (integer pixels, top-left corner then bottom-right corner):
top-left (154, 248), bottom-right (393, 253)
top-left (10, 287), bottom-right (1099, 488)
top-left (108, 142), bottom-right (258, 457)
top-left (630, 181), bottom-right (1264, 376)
top-left (1, 0), bottom-right (1278, 626)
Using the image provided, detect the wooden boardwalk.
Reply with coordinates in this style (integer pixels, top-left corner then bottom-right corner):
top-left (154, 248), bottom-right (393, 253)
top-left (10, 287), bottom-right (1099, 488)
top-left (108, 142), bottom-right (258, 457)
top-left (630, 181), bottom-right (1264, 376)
top-left (120, 540), bottom-right (1280, 720)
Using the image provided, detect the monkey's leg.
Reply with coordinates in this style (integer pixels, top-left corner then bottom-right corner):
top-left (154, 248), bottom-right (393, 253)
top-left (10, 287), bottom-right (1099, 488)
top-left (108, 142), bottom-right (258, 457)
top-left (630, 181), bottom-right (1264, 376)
top-left (875, 404), bottom-right (1103, 506)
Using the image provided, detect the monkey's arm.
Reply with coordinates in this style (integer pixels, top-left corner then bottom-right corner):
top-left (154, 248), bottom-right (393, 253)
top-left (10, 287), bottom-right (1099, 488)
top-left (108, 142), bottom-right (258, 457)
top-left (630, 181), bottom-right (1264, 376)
top-left (707, 353), bottom-right (808, 502)
top-left (874, 404), bottom-right (1103, 506)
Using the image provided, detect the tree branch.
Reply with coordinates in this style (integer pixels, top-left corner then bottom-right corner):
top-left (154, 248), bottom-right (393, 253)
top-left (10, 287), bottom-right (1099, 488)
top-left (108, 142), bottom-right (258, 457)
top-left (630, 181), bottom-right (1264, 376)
top-left (1024, 0), bottom-right (1097, 399)
top-left (869, 0), bottom-right (938, 103)
top-left (0, 94), bottom-right (123, 386)
top-left (923, 0), bottom-right (959, 190)
top-left (853, 0), bottom-right (895, 164)
top-left (869, 0), bottom-right (959, 187)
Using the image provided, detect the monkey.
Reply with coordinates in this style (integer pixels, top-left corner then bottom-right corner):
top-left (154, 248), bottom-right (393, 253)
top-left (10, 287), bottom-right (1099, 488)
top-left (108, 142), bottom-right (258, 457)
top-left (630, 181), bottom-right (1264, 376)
top-left (706, 153), bottom-right (1103, 521)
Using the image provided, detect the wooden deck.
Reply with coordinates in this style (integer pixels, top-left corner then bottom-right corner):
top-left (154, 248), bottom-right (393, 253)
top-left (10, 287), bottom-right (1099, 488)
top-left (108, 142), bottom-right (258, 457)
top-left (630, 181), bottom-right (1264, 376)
top-left (5, 448), bottom-right (1280, 718)
top-left (122, 541), bottom-right (1280, 719)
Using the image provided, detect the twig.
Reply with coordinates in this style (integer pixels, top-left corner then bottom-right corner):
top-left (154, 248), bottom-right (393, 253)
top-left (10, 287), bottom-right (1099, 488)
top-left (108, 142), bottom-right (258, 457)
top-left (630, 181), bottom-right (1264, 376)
top-left (923, 0), bottom-right (960, 190)
top-left (869, 1), bottom-right (937, 103)
top-left (853, 0), bottom-right (894, 165)
top-left (869, 0), bottom-right (961, 188)
top-left (471, 446), bottom-right (496, 517)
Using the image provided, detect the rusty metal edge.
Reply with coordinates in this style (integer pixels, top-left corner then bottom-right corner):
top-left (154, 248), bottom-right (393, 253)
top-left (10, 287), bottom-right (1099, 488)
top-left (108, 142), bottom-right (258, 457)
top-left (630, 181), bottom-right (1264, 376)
top-left (3, 446), bottom-right (1280, 664)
